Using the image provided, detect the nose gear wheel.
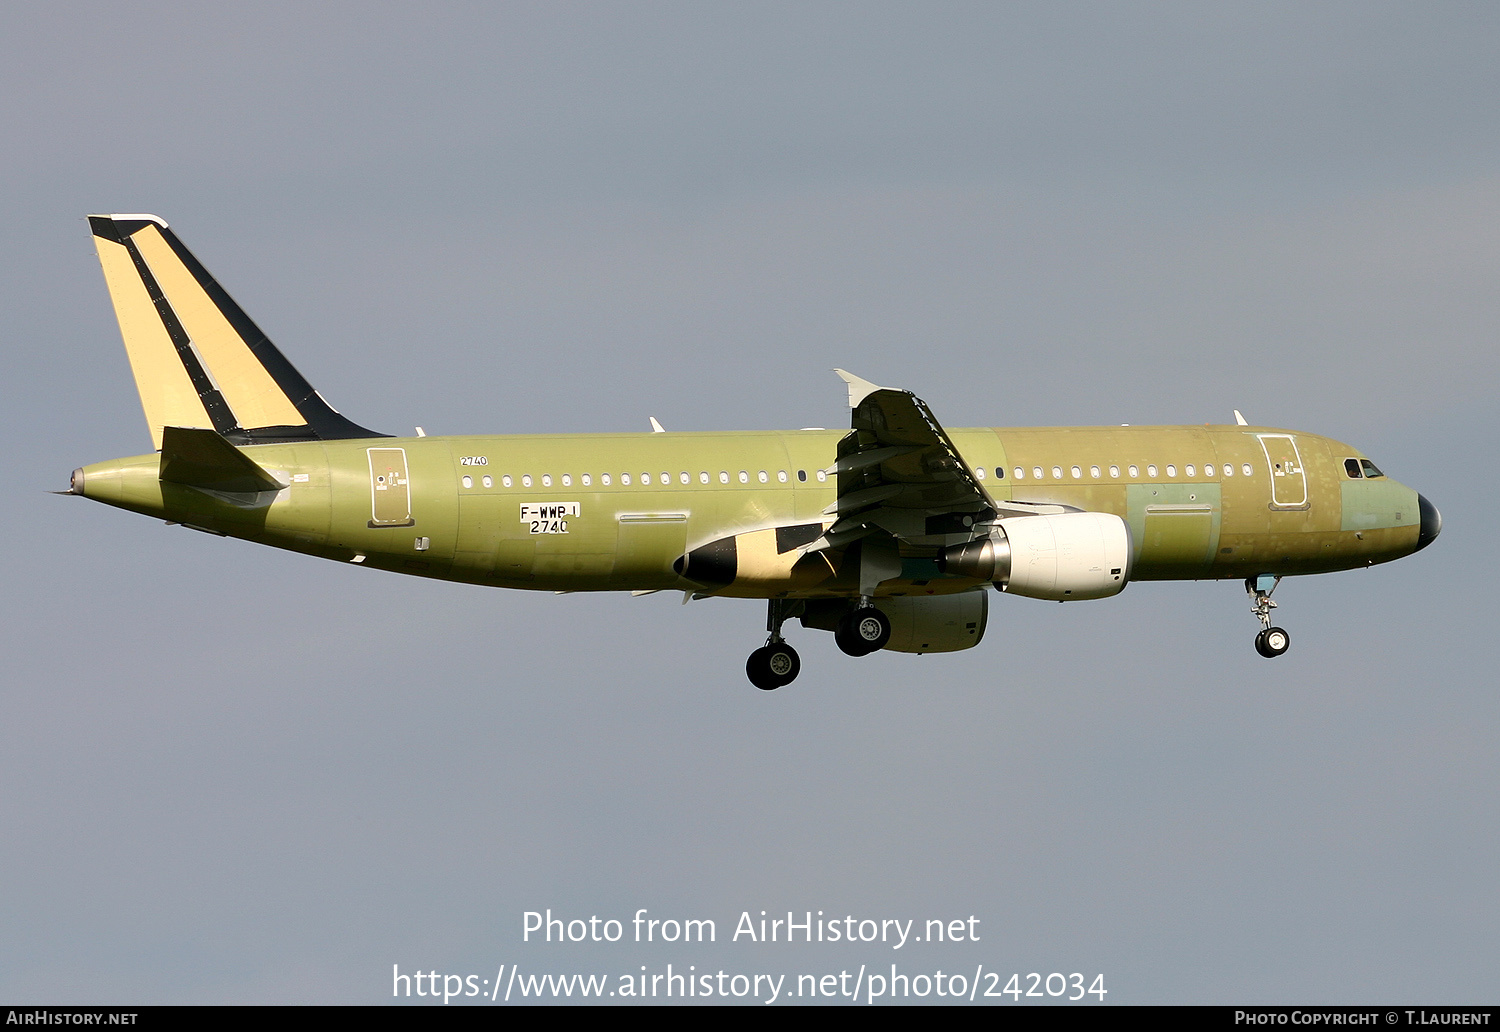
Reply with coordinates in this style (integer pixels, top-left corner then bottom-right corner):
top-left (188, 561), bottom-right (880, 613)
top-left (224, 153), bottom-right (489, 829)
top-left (1246, 575), bottom-right (1290, 659)
top-left (1255, 626), bottom-right (1291, 658)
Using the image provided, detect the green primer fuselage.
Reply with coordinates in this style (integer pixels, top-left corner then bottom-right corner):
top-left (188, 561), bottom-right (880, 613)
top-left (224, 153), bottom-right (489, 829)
top-left (78, 423), bottom-right (1423, 598)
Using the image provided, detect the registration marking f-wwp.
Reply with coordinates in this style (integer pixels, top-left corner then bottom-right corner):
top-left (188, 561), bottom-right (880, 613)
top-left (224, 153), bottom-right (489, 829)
top-left (521, 502), bottom-right (580, 535)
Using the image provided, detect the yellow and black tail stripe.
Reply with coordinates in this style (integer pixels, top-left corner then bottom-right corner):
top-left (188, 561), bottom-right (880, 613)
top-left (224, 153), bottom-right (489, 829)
top-left (89, 214), bottom-right (384, 449)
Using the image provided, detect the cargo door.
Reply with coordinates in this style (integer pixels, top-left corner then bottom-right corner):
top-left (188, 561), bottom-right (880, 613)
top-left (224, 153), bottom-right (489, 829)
top-left (612, 512), bottom-right (689, 589)
top-left (1127, 483), bottom-right (1223, 577)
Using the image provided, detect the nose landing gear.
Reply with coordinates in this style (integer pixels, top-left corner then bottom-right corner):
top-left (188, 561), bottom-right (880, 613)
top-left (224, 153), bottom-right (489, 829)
top-left (1247, 574), bottom-right (1291, 658)
top-left (746, 599), bottom-right (802, 690)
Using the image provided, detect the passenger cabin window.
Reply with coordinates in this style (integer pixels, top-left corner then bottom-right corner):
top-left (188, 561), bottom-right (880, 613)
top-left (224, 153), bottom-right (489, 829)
top-left (1360, 459), bottom-right (1384, 478)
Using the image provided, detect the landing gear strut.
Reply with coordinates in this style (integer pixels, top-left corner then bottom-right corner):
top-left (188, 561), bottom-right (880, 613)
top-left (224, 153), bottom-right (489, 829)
top-left (834, 599), bottom-right (891, 657)
top-left (1246, 574), bottom-right (1291, 658)
top-left (746, 599), bottom-right (801, 690)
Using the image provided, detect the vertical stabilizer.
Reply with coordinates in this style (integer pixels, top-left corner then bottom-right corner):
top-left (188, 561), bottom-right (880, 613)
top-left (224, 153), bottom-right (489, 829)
top-left (88, 214), bottom-right (385, 449)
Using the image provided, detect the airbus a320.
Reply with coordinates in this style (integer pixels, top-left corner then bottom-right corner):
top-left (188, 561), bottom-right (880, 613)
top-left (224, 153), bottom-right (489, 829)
top-left (67, 215), bottom-right (1441, 689)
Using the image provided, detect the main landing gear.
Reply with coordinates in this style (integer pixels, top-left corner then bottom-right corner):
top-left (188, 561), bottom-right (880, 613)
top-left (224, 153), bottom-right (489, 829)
top-left (746, 599), bottom-right (802, 691)
top-left (744, 598), bottom-right (894, 689)
top-left (1247, 574), bottom-right (1291, 658)
top-left (834, 600), bottom-right (891, 657)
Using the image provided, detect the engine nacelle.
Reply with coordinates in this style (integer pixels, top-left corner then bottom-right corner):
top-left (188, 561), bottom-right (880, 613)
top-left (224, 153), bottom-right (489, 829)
top-left (941, 512), bottom-right (1131, 601)
top-left (801, 591), bottom-right (988, 653)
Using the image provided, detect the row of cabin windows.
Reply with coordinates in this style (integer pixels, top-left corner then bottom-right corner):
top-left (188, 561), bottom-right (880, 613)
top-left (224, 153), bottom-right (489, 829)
top-left (974, 462), bottom-right (1257, 482)
top-left (460, 456), bottom-right (1386, 490)
top-left (459, 469), bottom-right (824, 490)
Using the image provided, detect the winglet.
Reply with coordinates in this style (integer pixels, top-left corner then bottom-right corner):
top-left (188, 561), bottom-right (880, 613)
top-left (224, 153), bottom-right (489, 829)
top-left (1233, 409), bottom-right (1248, 426)
top-left (833, 369), bottom-right (886, 408)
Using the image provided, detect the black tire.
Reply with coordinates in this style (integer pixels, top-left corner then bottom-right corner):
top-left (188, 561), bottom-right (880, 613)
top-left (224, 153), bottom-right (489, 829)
top-left (1260, 626), bottom-right (1290, 658)
top-left (835, 607), bottom-right (891, 657)
top-left (746, 643), bottom-right (801, 689)
top-left (746, 646), bottom-right (778, 689)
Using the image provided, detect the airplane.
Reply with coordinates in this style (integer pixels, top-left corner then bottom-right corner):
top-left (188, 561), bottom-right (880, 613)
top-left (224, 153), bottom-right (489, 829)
top-left (65, 214), bottom-right (1441, 690)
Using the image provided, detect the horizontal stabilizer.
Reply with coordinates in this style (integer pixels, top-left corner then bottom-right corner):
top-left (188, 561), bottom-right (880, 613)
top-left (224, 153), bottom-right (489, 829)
top-left (159, 426), bottom-right (286, 494)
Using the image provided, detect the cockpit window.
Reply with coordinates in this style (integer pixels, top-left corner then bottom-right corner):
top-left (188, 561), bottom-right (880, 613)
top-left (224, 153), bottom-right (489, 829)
top-left (1360, 459), bottom-right (1385, 478)
top-left (1344, 458), bottom-right (1363, 479)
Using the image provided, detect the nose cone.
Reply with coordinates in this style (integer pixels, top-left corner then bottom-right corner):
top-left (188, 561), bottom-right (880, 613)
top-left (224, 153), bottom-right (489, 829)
top-left (1416, 494), bottom-right (1442, 551)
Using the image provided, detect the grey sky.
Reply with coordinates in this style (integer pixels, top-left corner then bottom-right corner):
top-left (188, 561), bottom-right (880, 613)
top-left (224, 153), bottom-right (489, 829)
top-left (2, 2), bottom-right (1494, 1003)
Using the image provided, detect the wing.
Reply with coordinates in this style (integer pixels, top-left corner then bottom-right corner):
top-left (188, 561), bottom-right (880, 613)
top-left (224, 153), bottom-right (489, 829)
top-left (806, 370), bottom-right (1072, 555)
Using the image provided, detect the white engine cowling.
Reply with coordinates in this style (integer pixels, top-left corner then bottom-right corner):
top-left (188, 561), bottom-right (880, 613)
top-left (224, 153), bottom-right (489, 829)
top-left (877, 591), bottom-right (988, 653)
top-left (800, 591), bottom-right (988, 653)
top-left (941, 512), bottom-right (1132, 601)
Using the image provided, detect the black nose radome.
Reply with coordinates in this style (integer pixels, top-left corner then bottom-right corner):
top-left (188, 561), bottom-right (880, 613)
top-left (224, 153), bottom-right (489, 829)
top-left (1417, 494), bottom-right (1442, 552)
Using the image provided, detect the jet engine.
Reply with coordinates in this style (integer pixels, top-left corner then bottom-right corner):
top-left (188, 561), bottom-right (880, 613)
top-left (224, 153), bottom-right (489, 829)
top-left (940, 512), bottom-right (1131, 601)
top-left (800, 591), bottom-right (988, 653)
